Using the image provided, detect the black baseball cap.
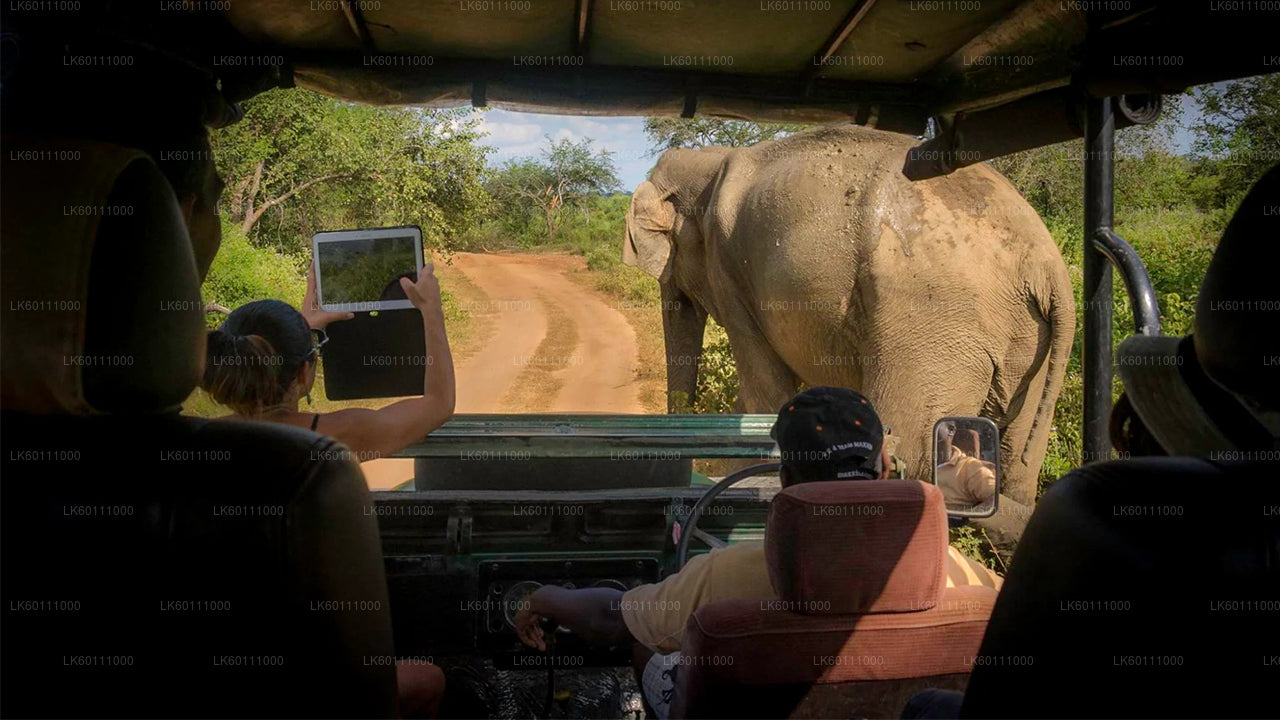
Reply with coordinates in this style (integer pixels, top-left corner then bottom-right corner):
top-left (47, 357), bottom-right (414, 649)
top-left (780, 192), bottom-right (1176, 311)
top-left (771, 387), bottom-right (885, 482)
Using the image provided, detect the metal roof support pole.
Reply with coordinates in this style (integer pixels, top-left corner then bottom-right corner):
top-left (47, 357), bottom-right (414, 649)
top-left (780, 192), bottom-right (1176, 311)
top-left (1082, 96), bottom-right (1115, 465)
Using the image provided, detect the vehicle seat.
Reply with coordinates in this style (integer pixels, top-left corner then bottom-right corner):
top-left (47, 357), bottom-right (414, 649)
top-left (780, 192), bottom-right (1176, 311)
top-left (671, 480), bottom-right (997, 719)
top-left (959, 458), bottom-right (1279, 719)
top-left (0, 137), bottom-right (398, 718)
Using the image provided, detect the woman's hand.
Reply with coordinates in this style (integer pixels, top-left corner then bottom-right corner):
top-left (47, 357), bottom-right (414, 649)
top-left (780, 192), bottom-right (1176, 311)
top-left (400, 263), bottom-right (444, 314)
top-left (303, 262), bottom-right (355, 330)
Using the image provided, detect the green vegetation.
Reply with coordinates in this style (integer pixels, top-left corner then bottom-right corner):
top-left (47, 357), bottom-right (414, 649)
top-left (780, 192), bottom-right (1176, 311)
top-left (201, 216), bottom-right (304, 327)
top-left (949, 525), bottom-right (1006, 572)
top-left (687, 321), bottom-right (739, 415)
top-left (211, 89), bottom-right (491, 255)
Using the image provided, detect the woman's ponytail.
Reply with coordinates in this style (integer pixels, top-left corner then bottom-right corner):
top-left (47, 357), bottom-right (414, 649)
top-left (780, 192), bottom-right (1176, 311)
top-left (202, 329), bottom-right (286, 415)
top-left (201, 299), bottom-right (315, 416)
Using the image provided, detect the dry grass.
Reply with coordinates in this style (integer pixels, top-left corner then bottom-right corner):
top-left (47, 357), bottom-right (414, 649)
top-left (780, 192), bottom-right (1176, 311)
top-left (434, 253), bottom-right (495, 364)
top-left (501, 292), bottom-right (578, 412)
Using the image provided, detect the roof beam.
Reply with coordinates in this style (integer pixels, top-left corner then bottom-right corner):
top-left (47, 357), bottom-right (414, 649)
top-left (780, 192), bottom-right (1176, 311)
top-left (573, 0), bottom-right (593, 60)
top-left (804, 0), bottom-right (877, 86)
top-left (341, 0), bottom-right (376, 53)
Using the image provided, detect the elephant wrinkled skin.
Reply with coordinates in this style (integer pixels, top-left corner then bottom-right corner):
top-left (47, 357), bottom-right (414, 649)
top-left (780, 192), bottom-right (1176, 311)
top-left (623, 125), bottom-right (1075, 505)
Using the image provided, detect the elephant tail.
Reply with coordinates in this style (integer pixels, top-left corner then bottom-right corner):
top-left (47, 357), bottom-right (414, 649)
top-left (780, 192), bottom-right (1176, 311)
top-left (1021, 265), bottom-right (1077, 466)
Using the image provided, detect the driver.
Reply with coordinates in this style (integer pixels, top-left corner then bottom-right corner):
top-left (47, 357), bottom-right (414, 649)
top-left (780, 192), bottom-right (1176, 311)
top-left (514, 387), bottom-right (1003, 717)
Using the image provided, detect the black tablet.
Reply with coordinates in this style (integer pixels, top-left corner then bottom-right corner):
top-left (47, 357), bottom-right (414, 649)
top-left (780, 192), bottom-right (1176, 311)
top-left (313, 226), bottom-right (427, 400)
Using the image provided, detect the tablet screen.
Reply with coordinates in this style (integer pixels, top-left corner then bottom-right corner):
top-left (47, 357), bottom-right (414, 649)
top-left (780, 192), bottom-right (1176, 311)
top-left (317, 235), bottom-right (419, 306)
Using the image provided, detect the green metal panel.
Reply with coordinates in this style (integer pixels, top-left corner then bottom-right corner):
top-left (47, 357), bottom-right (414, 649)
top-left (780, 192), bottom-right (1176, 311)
top-left (392, 413), bottom-right (781, 460)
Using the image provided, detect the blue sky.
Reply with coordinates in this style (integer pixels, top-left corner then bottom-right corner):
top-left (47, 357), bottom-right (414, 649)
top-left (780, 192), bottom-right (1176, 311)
top-left (473, 91), bottom-right (1204, 194)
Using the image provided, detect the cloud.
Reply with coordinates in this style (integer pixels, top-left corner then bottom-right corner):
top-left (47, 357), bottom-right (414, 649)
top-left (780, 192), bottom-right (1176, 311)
top-left (478, 118), bottom-right (543, 145)
top-left (564, 117), bottom-right (615, 139)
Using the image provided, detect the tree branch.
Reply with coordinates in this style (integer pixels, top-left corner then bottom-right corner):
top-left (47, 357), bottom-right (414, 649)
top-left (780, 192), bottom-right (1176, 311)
top-left (240, 171), bottom-right (353, 234)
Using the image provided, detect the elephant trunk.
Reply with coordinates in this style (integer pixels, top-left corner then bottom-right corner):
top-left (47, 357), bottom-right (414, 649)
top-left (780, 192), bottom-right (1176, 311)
top-left (661, 283), bottom-right (707, 413)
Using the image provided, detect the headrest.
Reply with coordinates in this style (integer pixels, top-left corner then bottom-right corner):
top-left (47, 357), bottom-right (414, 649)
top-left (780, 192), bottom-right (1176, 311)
top-left (1194, 164), bottom-right (1280, 410)
top-left (765, 480), bottom-right (947, 615)
top-left (1, 136), bottom-right (205, 415)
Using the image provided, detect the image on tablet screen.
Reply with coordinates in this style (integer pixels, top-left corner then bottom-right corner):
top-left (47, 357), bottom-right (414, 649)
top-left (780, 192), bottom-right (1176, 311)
top-left (317, 235), bottom-right (419, 306)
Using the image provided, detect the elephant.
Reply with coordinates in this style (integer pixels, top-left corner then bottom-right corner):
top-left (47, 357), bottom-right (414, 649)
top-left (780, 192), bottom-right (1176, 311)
top-left (622, 125), bottom-right (1075, 505)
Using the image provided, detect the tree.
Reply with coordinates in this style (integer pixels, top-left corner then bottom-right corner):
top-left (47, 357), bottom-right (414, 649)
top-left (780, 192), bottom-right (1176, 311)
top-left (210, 89), bottom-right (492, 253)
top-left (212, 89), bottom-right (337, 235)
top-left (486, 136), bottom-right (620, 243)
top-left (643, 117), bottom-right (807, 155)
top-left (1191, 75), bottom-right (1280, 207)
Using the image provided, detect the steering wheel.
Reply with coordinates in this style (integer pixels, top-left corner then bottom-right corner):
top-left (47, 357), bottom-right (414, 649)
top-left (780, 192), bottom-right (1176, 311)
top-left (676, 462), bottom-right (782, 570)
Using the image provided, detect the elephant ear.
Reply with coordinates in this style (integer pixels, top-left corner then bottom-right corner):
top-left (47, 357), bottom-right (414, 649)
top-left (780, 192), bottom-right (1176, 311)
top-left (624, 180), bottom-right (677, 282)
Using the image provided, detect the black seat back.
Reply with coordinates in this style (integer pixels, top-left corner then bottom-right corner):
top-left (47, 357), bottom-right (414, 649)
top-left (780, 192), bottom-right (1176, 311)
top-left (0, 138), bottom-right (397, 718)
top-left (960, 458), bottom-right (1279, 719)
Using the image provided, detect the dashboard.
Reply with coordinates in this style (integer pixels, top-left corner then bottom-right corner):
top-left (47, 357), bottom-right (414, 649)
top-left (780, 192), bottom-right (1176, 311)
top-left (477, 557), bottom-right (661, 667)
top-left (373, 486), bottom-right (776, 665)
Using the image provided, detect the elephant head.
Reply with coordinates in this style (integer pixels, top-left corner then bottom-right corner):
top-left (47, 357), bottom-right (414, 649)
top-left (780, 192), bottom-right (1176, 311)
top-left (622, 179), bottom-right (678, 282)
top-left (622, 148), bottom-right (728, 411)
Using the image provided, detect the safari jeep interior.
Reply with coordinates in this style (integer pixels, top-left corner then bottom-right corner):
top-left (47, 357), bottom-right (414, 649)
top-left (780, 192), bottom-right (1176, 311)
top-left (1, 2), bottom-right (1276, 719)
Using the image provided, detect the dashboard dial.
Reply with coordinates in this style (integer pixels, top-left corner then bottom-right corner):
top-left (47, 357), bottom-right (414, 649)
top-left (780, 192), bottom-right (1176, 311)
top-left (501, 581), bottom-right (543, 629)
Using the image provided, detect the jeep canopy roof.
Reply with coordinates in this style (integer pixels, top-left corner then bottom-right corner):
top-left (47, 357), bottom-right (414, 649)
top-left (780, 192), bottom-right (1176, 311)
top-left (4, 0), bottom-right (1273, 160)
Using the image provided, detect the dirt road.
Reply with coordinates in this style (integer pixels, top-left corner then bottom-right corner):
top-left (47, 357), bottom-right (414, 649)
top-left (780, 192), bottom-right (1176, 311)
top-left (449, 252), bottom-right (644, 413)
top-left (361, 252), bottom-right (648, 489)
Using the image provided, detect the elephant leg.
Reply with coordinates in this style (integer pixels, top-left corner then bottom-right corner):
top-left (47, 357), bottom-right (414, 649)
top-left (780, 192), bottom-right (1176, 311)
top-left (723, 322), bottom-right (799, 415)
top-left (986, 338), bottom-right (1054, 506)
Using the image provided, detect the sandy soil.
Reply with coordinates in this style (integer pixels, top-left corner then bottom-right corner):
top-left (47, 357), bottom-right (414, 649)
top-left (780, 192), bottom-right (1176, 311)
top-left (361, 252), bottom-right (647, 490)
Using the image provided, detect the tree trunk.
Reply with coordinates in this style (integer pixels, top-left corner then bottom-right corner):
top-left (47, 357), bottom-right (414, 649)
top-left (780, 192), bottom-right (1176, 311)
top-left (545, 206), bottom-right (557, 243)
top-left (545, 191), bottom-right (562, 244)
top-left (240, 161), bottom-right (263, 232)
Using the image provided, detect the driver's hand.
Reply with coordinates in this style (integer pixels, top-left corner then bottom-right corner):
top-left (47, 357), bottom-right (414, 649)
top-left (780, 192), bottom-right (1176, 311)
top-left (303, 262), bottom-right (355, 330)
top-left (514, 605), bottom-right (548, 652)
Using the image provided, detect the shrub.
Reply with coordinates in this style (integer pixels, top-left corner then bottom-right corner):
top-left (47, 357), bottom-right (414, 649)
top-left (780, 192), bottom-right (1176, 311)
top-left (202, 216), bottom-right (305, 328)
top-left (691, 320), bottom-right (739, 414)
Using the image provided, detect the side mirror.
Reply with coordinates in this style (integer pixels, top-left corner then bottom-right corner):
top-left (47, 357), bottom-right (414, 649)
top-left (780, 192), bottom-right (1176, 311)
top-left (931, 416), bottom-right (1000, 519)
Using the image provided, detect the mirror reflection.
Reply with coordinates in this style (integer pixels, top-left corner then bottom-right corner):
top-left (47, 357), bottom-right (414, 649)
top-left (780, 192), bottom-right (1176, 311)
top-left (932, 416), bottom-right (999, 517)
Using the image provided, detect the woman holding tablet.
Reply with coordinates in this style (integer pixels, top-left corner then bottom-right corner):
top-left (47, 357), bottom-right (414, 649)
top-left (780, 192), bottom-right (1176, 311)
top-left (201, 262), bottom-right (453, 717)
top-left (202, 262), bottom-right (455, 457)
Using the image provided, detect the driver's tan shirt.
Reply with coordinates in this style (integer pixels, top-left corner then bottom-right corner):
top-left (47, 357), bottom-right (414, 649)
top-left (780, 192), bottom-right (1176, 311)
top-left (620, 541), bottom-right (1003, 654)
top-left (936, 446), bottom-right (998, 510)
